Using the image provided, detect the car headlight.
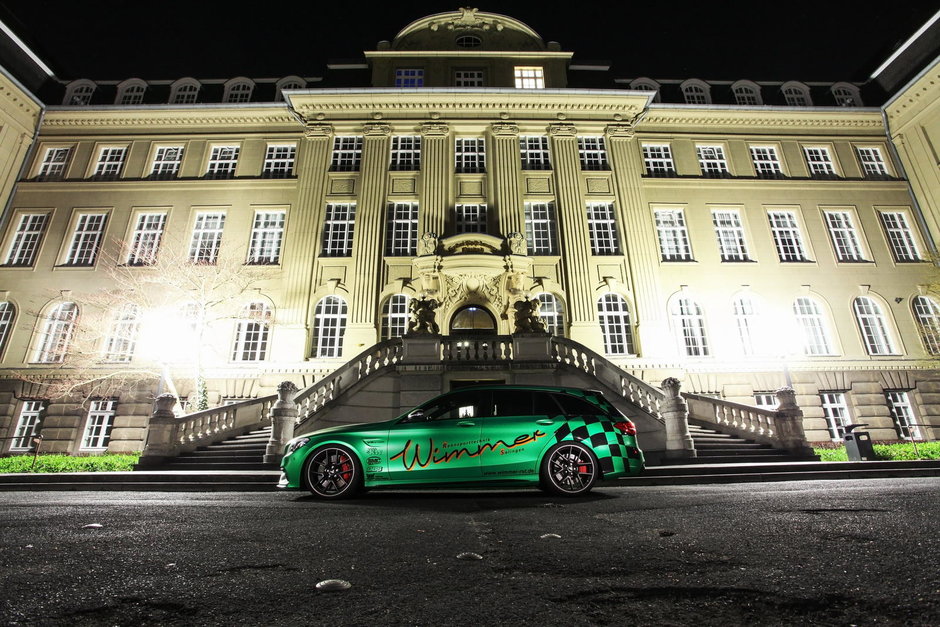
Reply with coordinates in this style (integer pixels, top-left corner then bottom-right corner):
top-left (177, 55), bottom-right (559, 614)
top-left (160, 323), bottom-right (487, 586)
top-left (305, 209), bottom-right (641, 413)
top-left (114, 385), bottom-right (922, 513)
top-left (285, 437), bottom-right (310, 454)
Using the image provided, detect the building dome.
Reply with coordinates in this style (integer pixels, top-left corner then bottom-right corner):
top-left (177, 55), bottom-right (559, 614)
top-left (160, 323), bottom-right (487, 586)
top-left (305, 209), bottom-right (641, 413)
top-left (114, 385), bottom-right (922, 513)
top-left (391, 7), bottom-right (545, 52)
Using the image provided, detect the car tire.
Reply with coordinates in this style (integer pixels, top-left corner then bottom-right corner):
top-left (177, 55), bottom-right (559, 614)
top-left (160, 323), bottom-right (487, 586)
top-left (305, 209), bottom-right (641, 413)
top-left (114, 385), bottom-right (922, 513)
top-left (539, 441), bottom-right (599, 496)
top-left (303, 444), bottom-right (363, 499)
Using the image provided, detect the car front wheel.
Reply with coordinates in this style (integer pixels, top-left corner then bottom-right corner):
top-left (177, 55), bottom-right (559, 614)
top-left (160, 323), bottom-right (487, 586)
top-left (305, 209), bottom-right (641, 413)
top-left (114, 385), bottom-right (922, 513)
top-left (539, 442), bottom-right (598, 496)
top-left (303, 444), bottom-right (362, 499)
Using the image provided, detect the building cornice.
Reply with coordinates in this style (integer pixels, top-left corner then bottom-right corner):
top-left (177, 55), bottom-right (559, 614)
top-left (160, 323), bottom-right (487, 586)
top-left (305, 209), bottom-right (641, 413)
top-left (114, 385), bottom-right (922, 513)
top-left (364, 50), bottom-right (573, 59)
top-left (39, 105), bottom-right (298, 132)
top-left (883, 56), bottom-right (940, 132)
top-left (643, 106), bottom-right (885, 132)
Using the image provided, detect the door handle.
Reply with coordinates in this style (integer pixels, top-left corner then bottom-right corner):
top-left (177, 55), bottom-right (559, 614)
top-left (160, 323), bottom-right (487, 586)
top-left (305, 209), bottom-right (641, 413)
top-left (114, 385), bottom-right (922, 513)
top-left (535, 419), bottom-right (555, 425)
top-left (457, 420), bottom-right (476, 427)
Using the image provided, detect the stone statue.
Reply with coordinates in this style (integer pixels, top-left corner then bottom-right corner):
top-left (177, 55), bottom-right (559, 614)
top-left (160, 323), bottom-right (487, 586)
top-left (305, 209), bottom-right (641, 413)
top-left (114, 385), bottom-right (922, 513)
top-left (421, 232), bottom-right (439, 255)
top-left (408, 297), bottom-right (440, 335)
top-left (513, 297), bottom-right (546, 334)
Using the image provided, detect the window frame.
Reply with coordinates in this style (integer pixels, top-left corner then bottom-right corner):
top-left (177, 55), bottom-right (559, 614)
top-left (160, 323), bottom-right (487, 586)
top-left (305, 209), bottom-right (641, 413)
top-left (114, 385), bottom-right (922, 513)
top-left (10, 400), bottom-right (44, 450)
top-left (205, 144), bottom-right (240, 179)
top-left (535, 292), bottom-right (565, 337)
top-left (381, 294), bottom-right (410, 341)
top-left (262, 144), bottom-right (296, 178)
top-left (126, 211), bottom-right (167, 266)
top-left (749, 145), bottom-right (784, 178)
top-left (823, 209), bottom-right (869, 263)
top-left (642, 144), bottom-right (676, 176)
top-left (102, 304), bottom-right (140, 363)
top-left (597, 293), bottom-right (635, 356)
top-left (390, 136), bottom-right (421, 171)
top-left (330, 136), bottom-right (363, 172)
top-left (577, 136), bottom-right (609, 171)
top-left (586, 202), bottom-right (621, 255)
top-left (514, 66), bottom-right (545, 89)
top-left (519, 136), bottom-right (551, 170)
top-left (90, 145), bottom-right (128, 180)
top-left (767, 209), bottom-right (811, 263)
top-left (231, 302), bottom-right (272, 362)
top-left (313, 295), bottom-right (347, 358)
top-left (793, 297), bottom-right (834, 356)
top-left (654, 208), bottom-right (693, 261)
top-left (3, 211), bottom-right (50, 267)
top-left (247, 210), bottom-right (286, 265)
top-left (455, 138), bottom-right (486, 173)
top-left (35, 146), bottom-right (72, 180)
top-left (524, 202), bottom-right (559, 255)
top-left (803, 145), bottom-right (839, 178)
top-left (696, 144), bottom-right (730, 177)
top-left (385, 202), bottom-right (418, 256)
top-left (62, 211), bottom-right (108, 267)
top-left (913, 296), bottom-right (940, 355)
top-left (188, 211), bottom-right (226, 264)
top-left (819, 392), bottom-right (850, 440)
top-left (34, 302), bottom-right (78, 364)
top-left (853, 296), bottom-right (897, 356)
top-left (672, 296), bottom-right (709, 357)
top-left (454, 69), bottom-right (484, 87)
top-left (395, 69), bottom-right (425, 88)
top-left (455, 204), bottom-right (487, 234)
top-left (711, 208), bottom-right (750, 262)
top-left (855, 146), bottom-right (890, 178)
top-left (321, 203), bottom-right (356, 257)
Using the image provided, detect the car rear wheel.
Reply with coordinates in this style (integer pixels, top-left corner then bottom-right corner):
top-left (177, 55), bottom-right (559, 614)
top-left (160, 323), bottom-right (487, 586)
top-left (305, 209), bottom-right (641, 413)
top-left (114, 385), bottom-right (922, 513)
top-left (539, 442), bottom-right (598, 496)
top-left (303, 444), bottom-right (362, 499)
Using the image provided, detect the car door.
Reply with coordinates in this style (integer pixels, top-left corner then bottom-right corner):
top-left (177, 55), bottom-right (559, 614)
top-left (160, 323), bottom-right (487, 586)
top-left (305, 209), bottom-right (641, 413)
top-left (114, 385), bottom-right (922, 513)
top-left (479, 390), bottom-right (559, 478)
top-left (385, 389), bottom-right (487, 483)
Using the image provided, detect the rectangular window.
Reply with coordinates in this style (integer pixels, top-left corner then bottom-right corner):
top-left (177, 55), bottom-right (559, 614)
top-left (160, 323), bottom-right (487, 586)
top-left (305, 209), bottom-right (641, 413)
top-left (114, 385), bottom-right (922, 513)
top-left (81, 399), bottom-right (116, 449)
top-left (93, 147), bottom-right (126, 179)
top-left (824, 211), bottom-right (867, 262)
top-left (385, 202), bottom-right (418, 256)
top-left (520, 136), bottom-right (551, 170)
top-left (390, 136), bottom-right (421, 171)
top-left (712, 210), bottom-right (750, 261)
top-left (127, 212), bottom-right (167, 265)
top-left (150, 146), bottom-right (183, 179)
top-left (524, 202), bottom-right (558, 255)
top-left (330, 136), bottom-right (363, 172)
top-left (11, 401), bottom-right (43, 450)
top-left (642, 144), bottom-right (675, 176)
top-left (64, 213), bottom-right (107, 266)
top-left (455, 138), bottom-right (485, 173)
top-left (247, 211), bottom-right (286, 264)
top-left (455, 204), bottom-right (487, 234)
top-left (696, 145), bottom-right (730, 177)
top-left (206, 145), bottom-right (239, 178)
top-left (885, 391), bottom-right (920, 440)
top-left (586, 202), bottom-right (620, 255)
top-left (189, 212), bottom-right (225, 263)
top-left (879, 211), bottom-right (920, 262)
top-left (262, 145), bottom-right (296, 178)
top-left (395, 69), bottom-right (424, 87)
top-left (750, 146), bottom-right (783, 178)
top-left (820, 392), bottom-right (850, 440)
top-left (37, 147), bottom-right (71, 179)
top-left (768, 211), bottom-right (809, 262)
top-left (754, 392), bottom-right (778, 409)
top-left (654, 209), bottom-right (693, 261)
top-left (578, 137), bottom-right (609, 171)
top-left (856, 147), bottom-right (888, 177)
top-left (455, 70), bottom-right (484, 87)
top-left (4, 213), bottom-right (48, 266)
top-left (804, 146), bottom-right (837, 178)
top-left (322, 203), bottom-right (356, 257)
top-left (514, 66), bottom-right (545, 88)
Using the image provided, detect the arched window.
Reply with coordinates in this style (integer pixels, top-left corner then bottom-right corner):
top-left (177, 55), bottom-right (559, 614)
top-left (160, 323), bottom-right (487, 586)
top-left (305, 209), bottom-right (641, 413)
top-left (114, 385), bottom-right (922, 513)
top-left (314, 296), bottom-right (347, 358)
top-left (450, 306), bottom-right (495, 331)
top-left (732, 296), bottom-right (757, 355)
top-left (831, 82), bottom-right (862, 107)
top-left (0, 301), bottom-right (15, 356)
top-left (116, 79), bottom-right (146, 105)
top-left (597, 293), bottom-right (634, 355)
top-left (455, 35), bottom-right (482, 48)
top-left (276, 76), bottom-right (305, 101)
top-left (103, 303), bottom-right (141, 362)
top-left (169, 78), bottom-right (200, 104)
top-left (781, 81), bottom-right (812, 106)
top-left (629, 78), bottom-right (660, 102)
top-left (912, 296), bottom-right (940, 355)
top-left (680, 79), bottom-right (711, 105)
top-left (64, 80), bottom-right (95, 105)
top-left (732, 80), bottom-right (762, 106)
top-left (224, 78), bottom-right (254, 103)
top-left (672, 297), bottom-right (708, 356)
top-left (853, 297), bottom-right (895, 355)
top-left (232, 302), bottom-right (273, 362)
top-left (381, 294), bottom-right (410, 340)
top-left (535, 292), bottom-right (564, 337)
top-left (36, 302), bottom-right (79, 363)
top-left (793, 297), bottom-right (832, 355)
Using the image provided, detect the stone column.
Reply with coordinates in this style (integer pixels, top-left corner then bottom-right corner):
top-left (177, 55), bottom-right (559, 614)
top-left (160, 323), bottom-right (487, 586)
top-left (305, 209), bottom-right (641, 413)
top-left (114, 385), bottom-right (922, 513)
top-left (419, 122), bottom-right (451, 237)
top-left (264, 381), bottom-right (299, 465)
top-left (137, 394), bottom-right (179, 467)
top-left (774, 387), bottom-right (814, 456)
top-left (661, 377), bottom-right (696, 459)
top-left (490, 122), bottom-right (523, 235)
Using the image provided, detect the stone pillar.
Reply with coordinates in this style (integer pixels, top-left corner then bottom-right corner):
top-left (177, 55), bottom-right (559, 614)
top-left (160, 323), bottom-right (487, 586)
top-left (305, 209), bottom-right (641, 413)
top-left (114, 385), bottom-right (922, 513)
top-left (490, 122), bottom-right (523, 235)
top-left (137, 394), bottom-right (179, 467)
top-left (264, 381), bottom-right (299, 465)
top-left (661, 377), bottom-right (696, 459)
top-left (512, 333), bottom-right (553, 362)
top-left (401, 335), bottom-right (442, 364)
top-left (774, 387), bottom-right (815, 456)
top-left (419, 122), bottom-right (451, 237)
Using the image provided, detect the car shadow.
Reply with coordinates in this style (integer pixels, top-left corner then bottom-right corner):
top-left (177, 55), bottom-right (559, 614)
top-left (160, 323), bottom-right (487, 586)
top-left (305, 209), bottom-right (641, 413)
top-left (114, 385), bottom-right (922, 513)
top-left (289, 487), bottom-right (618, 510)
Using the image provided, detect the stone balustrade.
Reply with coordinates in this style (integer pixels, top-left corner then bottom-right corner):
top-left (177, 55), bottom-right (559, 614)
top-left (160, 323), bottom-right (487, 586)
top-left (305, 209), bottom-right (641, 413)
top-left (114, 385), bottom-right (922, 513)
top-left (441, 335), bottom-right (512, 361)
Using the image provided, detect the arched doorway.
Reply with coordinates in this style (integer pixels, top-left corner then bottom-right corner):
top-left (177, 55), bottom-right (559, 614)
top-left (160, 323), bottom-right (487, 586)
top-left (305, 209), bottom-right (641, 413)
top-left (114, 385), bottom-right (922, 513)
top-left (449, 305), bottom-right (496, 334)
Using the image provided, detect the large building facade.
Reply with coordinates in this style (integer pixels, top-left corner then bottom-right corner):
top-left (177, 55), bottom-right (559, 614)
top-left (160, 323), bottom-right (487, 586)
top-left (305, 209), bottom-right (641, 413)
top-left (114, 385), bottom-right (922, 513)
top-left (0, 8), bottom-right (938, 456)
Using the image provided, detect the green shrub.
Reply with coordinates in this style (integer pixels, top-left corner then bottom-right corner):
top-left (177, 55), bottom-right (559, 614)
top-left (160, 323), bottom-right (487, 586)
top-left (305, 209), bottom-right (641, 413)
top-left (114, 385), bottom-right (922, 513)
top-left (0, 453), bottom-right (141, 474)
top-left (813, 442), bottom-right (940, 462)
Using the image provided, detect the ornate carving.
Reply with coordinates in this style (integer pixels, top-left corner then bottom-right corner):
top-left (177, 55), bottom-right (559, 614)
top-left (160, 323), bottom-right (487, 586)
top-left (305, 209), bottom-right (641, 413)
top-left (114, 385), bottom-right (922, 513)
top-left (513, 297), bottom-right (547, 334)
top-left (548, 123), bottom-right (577, 137)
top-left (605, 123), bottom-right (636, 138)
top-left (428, 7), bottom-right (505, 32)
top-left (507, 232), bottom-right (526, 255)
top-left (408, 298), bottom-right (440, 335)
top-left (491, 122), bottom-right (519, 136)
top-left (363, 122), bottom-right (391, 136)
top-left (661, 377), bottom-right (682, 398)
top-left (421, 232), bottom-right (439, 255)
top-left (420, 121), bottom-right (450, 137)
top-left (304, 123), bottom-right (333, 138)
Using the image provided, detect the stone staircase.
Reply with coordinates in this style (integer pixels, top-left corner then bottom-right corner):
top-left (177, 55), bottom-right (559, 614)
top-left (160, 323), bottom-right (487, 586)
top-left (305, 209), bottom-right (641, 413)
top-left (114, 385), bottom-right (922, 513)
top-left (657, 423), bottom-right (819, 465)
top-left (154, 426), bottom-right (276, 471)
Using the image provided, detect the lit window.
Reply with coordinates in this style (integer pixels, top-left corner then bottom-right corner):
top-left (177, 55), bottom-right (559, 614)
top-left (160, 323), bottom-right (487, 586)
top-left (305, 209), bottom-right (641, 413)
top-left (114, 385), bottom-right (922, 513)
top-left (390, 136), bottom-right (421, 171)
top-left (750, 146), bottom-right (783, 178)
top-left (103, 304), bottom-right (140, 363)
top-left (455, 138), bottom-right (485, 173)
top-left (732, 296), bottom-right (757, 355)
top-left (524, 202), bottom-right (558, 255)
top-left (535, 293), bottom-right (564, 337)
top-left (232, 302), bottom-right (272, 362)
top-left (206, 146), bottom-right (240, 178)
top-left (520, 136), bottom-right (551, 170)
top-left (768, 211), bottom-right (809, 262)
top-left (455, 204), bottom-right (487, 234)
top-left (247, 211), bottom-right (286, 264)
top-left (886, 391), bottom-right (920, 440)
top-left (696, 145), bottom-right (729, 177)
top-left (314, 296), bottom-right (347, 358)
top-left (514, 66), bottom-right (545, 89)
top-left (819, 392), bottom-right (850, 440)
top-left (330, 136), bottom-right (363, 172)
top-left (4, 213), bottom-right (48, 266)
top-left (0, 301), bottom-right (14, 355)
top-left (189, 213), bottom-right (225, 264)
top-left (262, 145), bottom-right (295, 178)
top-left (673, 297), bottom-right (709, 356)
top-left (578, 137), bottom-right (609, 171)
top-left (37, 147), bottom-right (71, 179)
top-left (81, 399), bottom-right (116, 449)
top-left (150, 146), bottom-right (183, 179)
top-left (395, 69), bottom-right (424, 88)
top-left (11, 401), bottom-right (44, 449)
top-left (853, 296), bottom-right (895, 355)
top-left (587, 203), bottom-right (620, 255)
top-left (824, 211), bottom-right (867, 262)
top-left (322, 203), bottom-right (356, 257)
top-left (454, 70), bottom-right (484, 86)
top-left (912, 296), bottom-right (940, 354)
top-left (93, 147), bottom-right (126, 179)
top-left (127, 212), bottom-right (167, 265)
top-left (712, 210), bottom-right (750, 261)
top-left (64, 213), bottom-right (107, 266)
top-left (385, 202), bottom-right (418, 256)
top-left (35, 302), bottom-right (78, 363)
top-left (598, 294), bottom-right (635, 355)
top-left (654, 209), bottom-right (692, 261)
top-left (793, 297), bottom-right (833, 355)
top-left (642, 144), bottom-right (675, 176)
top-left (880, 212), bottom-right (920, 262)
top-left (381, 295), bottom-right (410, 340)
top-left (856, 147), bottom-right (888, 177)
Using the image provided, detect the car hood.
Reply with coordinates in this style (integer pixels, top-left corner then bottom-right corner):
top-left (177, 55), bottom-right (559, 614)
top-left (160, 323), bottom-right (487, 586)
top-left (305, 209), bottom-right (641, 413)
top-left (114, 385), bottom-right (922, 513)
top-left (298, 419), bottom-right (395, 439)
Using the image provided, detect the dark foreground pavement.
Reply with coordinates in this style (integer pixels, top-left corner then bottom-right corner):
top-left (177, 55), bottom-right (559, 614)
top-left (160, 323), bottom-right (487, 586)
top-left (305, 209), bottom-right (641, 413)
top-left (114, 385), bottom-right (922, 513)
top-left (1, 478), bottom-right (938, 626)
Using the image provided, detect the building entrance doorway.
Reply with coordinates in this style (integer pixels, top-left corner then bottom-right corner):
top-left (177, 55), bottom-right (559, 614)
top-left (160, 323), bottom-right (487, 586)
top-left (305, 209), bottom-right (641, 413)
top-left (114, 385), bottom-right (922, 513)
top-left (449, 305), bottom-right (496, 333)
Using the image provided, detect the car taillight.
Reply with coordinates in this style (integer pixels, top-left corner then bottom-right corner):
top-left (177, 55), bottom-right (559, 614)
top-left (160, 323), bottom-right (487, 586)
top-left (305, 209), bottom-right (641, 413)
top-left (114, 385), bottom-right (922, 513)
top-left (614, 420), bottom-right (637, 436)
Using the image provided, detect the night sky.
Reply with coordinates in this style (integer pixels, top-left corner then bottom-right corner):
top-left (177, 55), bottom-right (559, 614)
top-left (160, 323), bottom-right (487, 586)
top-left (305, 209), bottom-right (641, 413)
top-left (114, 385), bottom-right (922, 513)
top-left (0, 1), bottom-right (935, 83)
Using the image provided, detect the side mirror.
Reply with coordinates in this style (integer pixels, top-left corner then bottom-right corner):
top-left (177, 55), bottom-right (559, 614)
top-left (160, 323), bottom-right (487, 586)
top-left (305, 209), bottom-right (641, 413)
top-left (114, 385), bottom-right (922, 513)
top-left (406, 409), bottom-right (427, 423)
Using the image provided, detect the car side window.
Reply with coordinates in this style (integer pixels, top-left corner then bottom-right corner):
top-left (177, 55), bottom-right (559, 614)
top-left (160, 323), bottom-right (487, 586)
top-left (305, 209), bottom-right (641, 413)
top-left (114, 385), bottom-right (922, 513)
top-left (532, 393), bottom-right (563, 417)
top-left (491, 390), bottom-right (533, 417)
top-left (552, 393), bottom-right (604, 417)
top-left (422, 390), bottom-right (490, 421)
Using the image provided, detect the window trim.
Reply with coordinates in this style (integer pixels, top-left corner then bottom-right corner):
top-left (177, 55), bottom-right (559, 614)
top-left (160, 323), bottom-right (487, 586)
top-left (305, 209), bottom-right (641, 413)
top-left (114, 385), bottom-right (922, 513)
top-left (247, 209), bottom-right (287, 265)
top-left (710, 207), bottom-right (751, 262)
top-left (89, 145), bottom-right (128, 180)
top-left (126, 210), bottom-right (168, 266)
top-left (262, 144), bottom-right (296, 178)
top-left (322, 203), bottom-right (356, 257)
top-left (597, 293), bottom-right (635, 356)
top-left (802, 145), bottom-right (840, 178)
top-left (524, 202), bottom-right (559, 255)
top-left (2, 210), bottom-right (51, 267)
top-left (878, 209), bottom-right (922, 263)
top-left (586, 202), bottom-right (621, 255)
top-left (653, 207), bottom-right (693, 262)
top-left (81, 399), bottom-right (117, 450)
top-left (34, 145), bottom-right (73, 180)
top-left (767, 208), bottom-right (812, 263)
top-left (513, 66), bottom-right (545, 89)
top-left (148, 144), bottom-right (185, 179)
top-left (61, 210), bottom-right (109, 267)
top-left (204, 144), bottom-right (241, 179)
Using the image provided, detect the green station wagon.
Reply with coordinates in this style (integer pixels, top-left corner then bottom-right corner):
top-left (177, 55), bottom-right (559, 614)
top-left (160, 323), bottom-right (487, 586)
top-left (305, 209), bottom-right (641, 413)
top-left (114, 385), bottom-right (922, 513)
top-left (278, 384), bottom-right (645, 498)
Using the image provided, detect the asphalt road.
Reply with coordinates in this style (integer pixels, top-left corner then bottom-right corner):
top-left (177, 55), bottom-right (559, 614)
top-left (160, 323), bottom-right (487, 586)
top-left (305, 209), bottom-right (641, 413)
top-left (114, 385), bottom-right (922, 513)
top-left (0, 478), bottom-right (938, 626)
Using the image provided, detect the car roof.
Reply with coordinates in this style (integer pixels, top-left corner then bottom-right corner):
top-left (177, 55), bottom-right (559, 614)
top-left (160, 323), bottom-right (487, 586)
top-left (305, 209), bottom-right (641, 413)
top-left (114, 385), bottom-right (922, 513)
top-left (444, 384), bottom-right (600, 395)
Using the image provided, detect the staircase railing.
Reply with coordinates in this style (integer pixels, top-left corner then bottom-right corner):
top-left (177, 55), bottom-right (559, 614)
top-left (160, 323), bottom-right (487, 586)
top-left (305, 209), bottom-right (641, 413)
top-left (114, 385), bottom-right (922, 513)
top-left (684, 392), bottom-right (778, 446)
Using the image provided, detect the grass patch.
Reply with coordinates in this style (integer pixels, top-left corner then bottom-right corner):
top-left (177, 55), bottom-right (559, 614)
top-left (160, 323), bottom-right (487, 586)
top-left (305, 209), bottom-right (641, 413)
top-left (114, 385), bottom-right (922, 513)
top-left (0, 453), bottom-right (141, 474)
top-left (813, 442), bottom-right (940, 462)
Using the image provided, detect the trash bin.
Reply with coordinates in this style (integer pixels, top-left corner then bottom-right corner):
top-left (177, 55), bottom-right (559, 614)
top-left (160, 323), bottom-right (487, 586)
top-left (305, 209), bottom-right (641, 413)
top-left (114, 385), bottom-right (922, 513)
top-left (844, 424), bottom-right (875, 461)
